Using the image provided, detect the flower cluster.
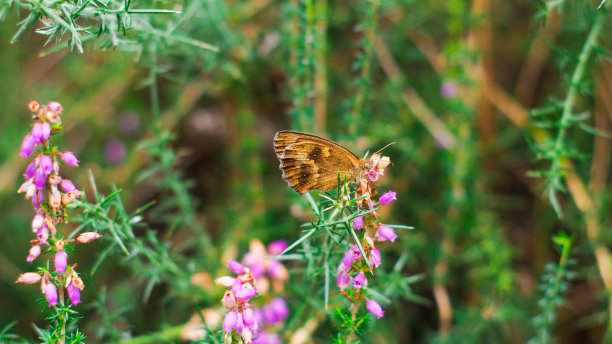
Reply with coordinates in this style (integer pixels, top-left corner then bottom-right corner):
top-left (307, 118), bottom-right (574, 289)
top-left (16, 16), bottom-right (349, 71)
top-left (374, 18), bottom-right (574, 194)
top-left (15, 101), bottom-right (100, 307)
top-left (337, 153), bottom-right (397, 319)
top-left (216, 240), bottom-right (290, 344)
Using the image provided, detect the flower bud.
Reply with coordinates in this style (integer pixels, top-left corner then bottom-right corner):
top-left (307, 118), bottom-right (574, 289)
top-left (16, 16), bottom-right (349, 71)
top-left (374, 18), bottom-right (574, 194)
top-left (37, 226), bottom-right (49, 244)
top-left (16, 272), bottom-right (42, 284)
top-left (54, 250), bottom-right (68, 274)
top-left (47, 101), bottom-right (63, 114)
top-left (376, 225), bottom-right (398, 242)
top-left (214, 276), bottom-right (236, 287)
top-left (26, 245), bottom-right (41, 263)
top-left (42, 122), bottom-right (51, 141)
top-left (223, 311), bottom-right (238, 333)
top-left (60, 151), bottom-right (79, 167)
top-left (20, 134), bottom-right (35, 158)
top-left (370, 248), bottom-right (381, 268)
top-left (228, 260), bottom-right (245, 274)
top-left (75, 232), bottom-right (101, 243)
top-left (353, 216), bottom-right (364, 230)
top-left (337, 265), bottom-right (350, 290)
top-left (32, 123), bottom-right (44, 144)
top-left (67, 283), bottom-right (81, 305)
top-left (62, 190), bottom-right (80, 205)
top-left (43, 280), bottom-right (59, 306)
top-left (242, 308), bottom-right (257, 329)
top-left (31, 214), bottom-right (44, 232)
top-left (367, 300), bottom-right (384, 319)
top-left (234, 311), bottom-right (244, 333)
top-left (39, 155), bottom-right (53, 176)
top-left (24, 160), bottom-right (37, 179)
top-left (28, 100), bottom-right (40, 112)
top-left (49, 186), bottom-right (61, 209)
top-left (353, 272), bottom-right (367, 289)
top-left (60, 179), bottom-right (77, 193)
top-left (48, 174), bottom-right (61, 185)
top-left (379, 190), bottom-right (397, 205)
top-left (221, 290), bottom-right (236, 309)
top-left (71, 275), bottom-right (85, 290)
top-left (268, 240), bottom-right (289, 255)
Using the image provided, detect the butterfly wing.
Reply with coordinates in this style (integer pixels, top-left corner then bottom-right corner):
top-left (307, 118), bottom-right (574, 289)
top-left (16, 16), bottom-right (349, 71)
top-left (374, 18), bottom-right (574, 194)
top-left (274, 131), bottom-right (361, 161)
top-left (277, 140), bottom-right (364, 194)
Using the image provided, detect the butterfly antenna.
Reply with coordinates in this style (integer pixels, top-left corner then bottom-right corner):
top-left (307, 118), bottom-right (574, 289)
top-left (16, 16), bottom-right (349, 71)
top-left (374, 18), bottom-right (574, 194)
top-left (374, 142), bottom-right (396, 155)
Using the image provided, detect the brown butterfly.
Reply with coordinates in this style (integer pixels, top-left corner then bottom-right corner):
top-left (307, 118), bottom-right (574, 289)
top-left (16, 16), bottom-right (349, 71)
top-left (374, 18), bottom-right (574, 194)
top-left (273, 130), bottom-right (374, 194)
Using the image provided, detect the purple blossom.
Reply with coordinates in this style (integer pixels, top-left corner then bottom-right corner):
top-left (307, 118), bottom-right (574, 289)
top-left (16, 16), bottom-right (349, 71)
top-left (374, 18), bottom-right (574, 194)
top-left (234, 311), bottom-right (244, 333)
top-left (231, 278), bottom-right (242, 295)
top-left (379, 190), bottom-right (397, 205)
top-left (24, 160), bottom-right (37, 179)
top-left (377, 225), bottom-right (398, 242)
top-left (44, 281), bottom-right (59, 306)
top-left (223, 311), bottom-right (238, 333)
top-left (268, 239), bottom-right (289, 255)
top-left (440, 81), bottom-right (459, 99)
top-left (367, 300), bottom-right (385, 319)
top-left (242, 308), bottom-right (257, 329)
top-left (343, 248), bottom-right (356, 269)
top-left (32, 122), bottom-right (44, 144)
top-left (262, 304), bottom-right (277, 324)
top-left (228, 260), bottom-right (245, 274)
top-left (351, 246), bottom-right (362, 260)
top-left (243, 252), bottom-right (266, 278)
top-left (20, 134), bottom-right (35, 158)
top-left (67, 283), bottom-right (81, 305)
top-left (34, 168), bottom-right (46, 190)
top-left (370, 248), bottom-right (382, 267)
top-left (367, 169), bottom-right (378, 181)
top-left (253, 331), bottom-right (282, 344)
top-left (267, 260), bottom-right (283, 279)
top-left (353, 216), bottom-right (364, 230)
top-left (39, 155), bottom-right (53, 176)
top-left (60, 179), bottom-right (77, 193)
top-left (54, 250), bottom-right (68, 273)
top-left (337, 266), bottom-right (351, 290)
top-left (269, 297), bottom-right (289, 322)
top-left (222, 291), bottom-right (236, 309)
top-left (60, 151), bottom-right (79, 167)
top-left (353, 272), bottom-right (366, 289)
top-left (104, 139), bottom-right (126, 165)
top-left (42, 122), bottom-right (51, 141)
top-left (235, 285), bottom-right (257, 301)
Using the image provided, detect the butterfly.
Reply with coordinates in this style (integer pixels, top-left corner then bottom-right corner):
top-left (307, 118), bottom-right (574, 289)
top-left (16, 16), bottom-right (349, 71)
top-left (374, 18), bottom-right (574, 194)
top-left (273, 130), bottom-right (374, 194)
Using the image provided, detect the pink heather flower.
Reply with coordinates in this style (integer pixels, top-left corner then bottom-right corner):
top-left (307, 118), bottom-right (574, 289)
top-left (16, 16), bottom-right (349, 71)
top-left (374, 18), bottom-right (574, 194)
top-left (75, 232), bottom-right (101, 243)
top-left (253, 331), bottom-right (282, 344)
top-left (44, 281), bottom-right (59, 306)
top-left (215, 276), bottom-right (236, 287)
top-left (48, 101), bottom-right (63, 113)
top-left (367, 300), bottom-right (385, 319)
top-left (440, 81), bottom-right (459, 99)
top-left (267, 260), bottom-right (284, 279)
top-left (32, 191), bottom-right (42, 210)
top-left (343, 248), bottom-right (356, 269)
top-left (49, 187), bottom-right (61, 209)
top-left (231, 278), bottom-right (242, 294)
top-left (228, 260), bottom-right (245, 274)
top-left (60, 151), bottom-right (79, 167)
top-left (268, 239), bottom-right (289, 255)
top-left (37, 226), bottom-right (49, 244)
top-left (32, 122), bottom-right (44, 144)
top-left (337, 267), bottom-right (351, 290)
top-left (42, 122), bottom-right (51, 141)
top-left (24, 160), bottom-right (37, 179)
top-left (60, 179), bottom-right (77, 193)
top-left (34, 168), bottom-right (46, 190)
top-left (39, 155), bottom-right (53, 176)
top-left (353, 216), bottom-right (364, 230)
top-left (54, 250), bottom-right (68, 273)
top-left (234, 312), bottom-right (244, 333)
top-left (223, 311), bottom-right (238, 333)
top-left (367, 169), bottom-right (378, 182)
top-left (351, 246), bottom-right (362, 260)
top-left (62, 190), bottom-right (80, 205)
top-left (16, 272), bottom-right (42, 284)
top-left (243, 308), bottom-right (257, 329)
top-left (27, 245), bottom-right (41, 263)
top-left (353, 272), bottom-right (367, 289)
top-left (222, 290), bottom-right (237, 309)
top-left (379, 190), bottom-right (397, 205)
top-left (243, 252), bottom-right (266, 278)
top-left (235, 285), bottom-right (257, 301)
top-left (67, 283), bottom-right (81, 305)
top-left (370, 248), bottom-right (381, 268)
top-left (31, 214), bottom-right (44, 232)
top-left (104, 139), bottom-right (126, 165)
top-left (48, 174), bottom-right (61, 185)
top-left (377, 225), bottom-right (398, 242)
top-left (20, 134), bottom-right (35, 158)
top-left (269, 297), bottom-right (289, 322)
top-left (262, 304), bottom-right (277, 324)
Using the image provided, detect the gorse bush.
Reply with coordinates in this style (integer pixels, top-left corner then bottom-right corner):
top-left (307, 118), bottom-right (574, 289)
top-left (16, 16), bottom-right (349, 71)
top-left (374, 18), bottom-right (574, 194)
top-left (0, 0), bottom-right (611, 343)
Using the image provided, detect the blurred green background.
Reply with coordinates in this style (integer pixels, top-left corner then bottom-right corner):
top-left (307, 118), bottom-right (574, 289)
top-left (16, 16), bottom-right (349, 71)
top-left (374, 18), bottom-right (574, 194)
top-left (0, 0), bottom-right (611, 343)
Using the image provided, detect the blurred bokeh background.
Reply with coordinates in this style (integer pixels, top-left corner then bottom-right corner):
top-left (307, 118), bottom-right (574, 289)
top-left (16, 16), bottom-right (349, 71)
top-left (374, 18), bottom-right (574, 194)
top-left (0, 0), bottom-right (611, 343)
